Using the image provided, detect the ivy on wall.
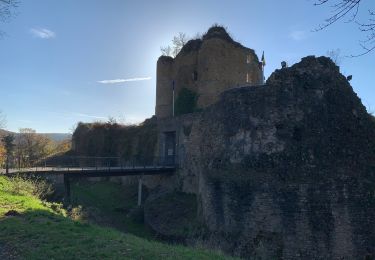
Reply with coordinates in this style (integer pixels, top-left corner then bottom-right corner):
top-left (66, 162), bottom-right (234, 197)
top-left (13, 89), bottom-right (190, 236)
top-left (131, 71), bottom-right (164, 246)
top-left (175, 88), bottom-right (199, 116)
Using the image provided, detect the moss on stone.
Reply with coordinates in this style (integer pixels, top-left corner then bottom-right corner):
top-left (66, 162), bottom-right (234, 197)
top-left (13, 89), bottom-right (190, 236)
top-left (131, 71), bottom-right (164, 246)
top-left (175, 88), bottom-right (199, 116)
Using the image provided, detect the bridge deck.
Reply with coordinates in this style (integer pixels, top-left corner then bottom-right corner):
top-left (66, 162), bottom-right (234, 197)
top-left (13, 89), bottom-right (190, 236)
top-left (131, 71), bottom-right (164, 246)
top-left (1, 157), bottom-right (177, 205)
top-left (1, 166), bottom-right (176, 178)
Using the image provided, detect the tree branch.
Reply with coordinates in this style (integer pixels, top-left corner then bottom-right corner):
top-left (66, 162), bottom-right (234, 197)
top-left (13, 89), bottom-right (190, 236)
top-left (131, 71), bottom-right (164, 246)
top-left (314, 0), bottom-right (375, 55)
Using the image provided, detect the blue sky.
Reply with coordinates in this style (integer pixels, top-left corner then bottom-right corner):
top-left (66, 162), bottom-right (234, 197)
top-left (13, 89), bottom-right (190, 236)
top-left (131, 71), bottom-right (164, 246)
top-left (0, 0), bottom-right (374, 133)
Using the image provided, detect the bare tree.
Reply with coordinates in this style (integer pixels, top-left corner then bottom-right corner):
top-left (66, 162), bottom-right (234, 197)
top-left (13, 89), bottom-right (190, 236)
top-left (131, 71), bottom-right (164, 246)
top-left (314, 0), bottom-right (374, 56)
top-left (0, 0), bottom-right (17, 20)
top-left (160, 45), bottom-right (173, 57)
top-left (327, 48), bottom-right (343, 64)
top-left (0, 110), bottom-right (6, 129)
top-left (107, 116), bottom-right (117, 125)
top-left (0, 0), bottom-right (18, 37)
top-left (160, 32), bottom-right (189, 58)
top-left (172, 32), bottom-right (188, 57)
top-left (1, 134), bottom-right (14, 173)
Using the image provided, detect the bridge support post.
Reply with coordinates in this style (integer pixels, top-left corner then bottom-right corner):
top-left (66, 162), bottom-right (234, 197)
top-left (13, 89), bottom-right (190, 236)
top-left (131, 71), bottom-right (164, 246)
top-left (63, 174), bottom-right (71, 205)
top-left (137, 175), bottom-right (143, 207)
top-left (5, 155), bottom-right (10, 174)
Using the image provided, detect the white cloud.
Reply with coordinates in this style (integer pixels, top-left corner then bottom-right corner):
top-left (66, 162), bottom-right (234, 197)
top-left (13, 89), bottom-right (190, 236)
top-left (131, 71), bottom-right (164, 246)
top-left (98, 77), bottom-right (152, 84)
top-left (30, 28), bottom-right (56, 39)
top-left (289, 30), bottom-right (308, 41)
top-left (72, 113), bottom-right (106, 120)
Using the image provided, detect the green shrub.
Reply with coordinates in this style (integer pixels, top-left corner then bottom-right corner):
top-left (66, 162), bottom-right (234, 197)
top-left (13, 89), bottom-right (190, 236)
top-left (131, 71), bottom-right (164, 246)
top-left (7, 175), bottom-right (54, 200)
top-left (175, 88), bottom-right (198, 116)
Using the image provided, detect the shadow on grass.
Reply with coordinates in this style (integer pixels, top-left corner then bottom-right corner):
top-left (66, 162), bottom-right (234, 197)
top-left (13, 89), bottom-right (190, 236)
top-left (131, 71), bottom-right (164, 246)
top-left (0, 208), bottom-right (235, 260)
top-left (69, 180), bottom-right (155, 240)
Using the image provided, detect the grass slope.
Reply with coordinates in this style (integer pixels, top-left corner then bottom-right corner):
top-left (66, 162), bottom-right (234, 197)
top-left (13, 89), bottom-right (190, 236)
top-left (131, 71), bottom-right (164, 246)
top-left (71, 180), bottom-right (154, 239)
top-left (0, 176), bottom-right (236, 260)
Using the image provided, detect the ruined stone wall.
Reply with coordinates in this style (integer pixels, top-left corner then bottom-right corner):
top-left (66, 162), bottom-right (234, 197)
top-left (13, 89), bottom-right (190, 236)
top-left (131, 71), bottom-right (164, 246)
top-left (196, 38), bottom-right (261, 107)
top-left (143, 113), bottom-right (201, 193)
top-left (155, 56), bottom-right (174, 118)
top-left (192, 56), bottom-right (375, 259)
top-left (155, 27), bottom-right (262, 118)
top-left (152, 56), bottom-right (375, 259)
top-left (72, 117), bottom-right (157, 161)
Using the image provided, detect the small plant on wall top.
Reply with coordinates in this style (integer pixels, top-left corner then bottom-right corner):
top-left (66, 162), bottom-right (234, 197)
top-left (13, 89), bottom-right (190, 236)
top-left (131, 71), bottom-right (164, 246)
top-left (175, 88), bottom-right (199, 116)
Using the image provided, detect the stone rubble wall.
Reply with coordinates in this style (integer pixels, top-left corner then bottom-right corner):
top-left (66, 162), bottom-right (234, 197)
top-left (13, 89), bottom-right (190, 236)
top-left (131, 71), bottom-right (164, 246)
top-left (153, 56), bottom-right (375, 259)
top-left (155, 27), bottom-right (262, 119)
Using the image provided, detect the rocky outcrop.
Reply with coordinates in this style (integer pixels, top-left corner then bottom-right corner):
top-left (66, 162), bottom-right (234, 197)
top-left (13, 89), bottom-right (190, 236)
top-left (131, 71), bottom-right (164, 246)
top-left (174, 56), bottom-right (375, 259)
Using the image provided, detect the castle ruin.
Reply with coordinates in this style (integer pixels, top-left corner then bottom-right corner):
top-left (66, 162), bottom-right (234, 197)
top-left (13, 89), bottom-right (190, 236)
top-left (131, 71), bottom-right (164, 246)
top-left (146, 26), bottom-right (375, 259)
top-left (72, 26), bottom-right (375, 259)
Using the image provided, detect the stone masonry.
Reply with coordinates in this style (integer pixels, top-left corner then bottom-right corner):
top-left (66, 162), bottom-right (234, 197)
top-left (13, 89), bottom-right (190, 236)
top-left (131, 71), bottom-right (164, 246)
top-left (155, 26), bottom-right (263, 118)
top-left (150, 56), bottom-right (375, 259)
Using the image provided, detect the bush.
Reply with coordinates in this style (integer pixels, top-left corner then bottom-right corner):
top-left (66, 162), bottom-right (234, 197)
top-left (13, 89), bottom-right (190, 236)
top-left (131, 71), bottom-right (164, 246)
top-left (8, 175), bottom-right (54, 200)
top-left (175, 88), bottom-right (199, 116)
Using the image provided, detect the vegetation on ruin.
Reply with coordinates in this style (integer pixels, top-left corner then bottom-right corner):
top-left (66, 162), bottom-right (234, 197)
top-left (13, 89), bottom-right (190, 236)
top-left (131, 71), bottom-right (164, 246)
top-left (175, 88), bottom-right (199, 116)
top-left (72, 117), bottom-right (157, 162)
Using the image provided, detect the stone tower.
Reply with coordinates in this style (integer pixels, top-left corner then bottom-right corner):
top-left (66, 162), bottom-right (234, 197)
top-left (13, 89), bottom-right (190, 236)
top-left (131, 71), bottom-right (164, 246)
top-left (155, 26), bottom-right (263, 118)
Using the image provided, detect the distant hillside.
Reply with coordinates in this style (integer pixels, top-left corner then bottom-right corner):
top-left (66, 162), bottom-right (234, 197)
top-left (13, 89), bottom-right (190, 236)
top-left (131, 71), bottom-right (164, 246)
top-left (41, 133), bottom-right (71, 142)
top-left (0, 129), bottom-right (12, 137)
top-left (0, 129), bottom-right (71, 142)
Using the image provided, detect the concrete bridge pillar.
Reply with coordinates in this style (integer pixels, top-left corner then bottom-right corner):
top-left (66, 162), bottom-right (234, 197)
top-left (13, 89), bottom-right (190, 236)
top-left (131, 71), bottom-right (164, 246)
top-left (137, 175), bottom-right (143, 207)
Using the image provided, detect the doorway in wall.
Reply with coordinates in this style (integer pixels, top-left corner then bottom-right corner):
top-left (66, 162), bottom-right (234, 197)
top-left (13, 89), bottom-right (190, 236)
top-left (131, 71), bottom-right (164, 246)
top-left (164, 131), bottom-right (176, 166)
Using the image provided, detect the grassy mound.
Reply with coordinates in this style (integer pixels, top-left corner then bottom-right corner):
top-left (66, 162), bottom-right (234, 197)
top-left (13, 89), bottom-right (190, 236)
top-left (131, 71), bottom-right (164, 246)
top-left (0, 176), bottom-right (236, 259)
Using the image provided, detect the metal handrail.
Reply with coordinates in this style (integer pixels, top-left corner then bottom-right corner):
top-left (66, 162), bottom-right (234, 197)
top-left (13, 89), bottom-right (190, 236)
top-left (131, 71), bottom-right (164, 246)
top-left (1, 155), bottom-right (179, 174)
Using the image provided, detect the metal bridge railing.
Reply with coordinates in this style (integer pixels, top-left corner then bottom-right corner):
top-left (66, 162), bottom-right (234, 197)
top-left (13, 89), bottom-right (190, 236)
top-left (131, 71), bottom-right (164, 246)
top-left (1, 155), bottom-right (178, 174)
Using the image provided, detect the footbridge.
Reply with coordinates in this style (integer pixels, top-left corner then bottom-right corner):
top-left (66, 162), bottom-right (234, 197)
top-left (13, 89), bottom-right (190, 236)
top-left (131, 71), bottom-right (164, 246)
top-left (2, 156), bottom-right (177, 205)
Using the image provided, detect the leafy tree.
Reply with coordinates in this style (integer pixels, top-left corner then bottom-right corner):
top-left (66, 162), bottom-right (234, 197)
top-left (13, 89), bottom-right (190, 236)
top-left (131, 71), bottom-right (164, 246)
top-left (0, 143), bottom-right (5, 166)
top-left (15, 128), bottom-right (52, 167)
top-left (55, 139), bottom-right (71, 153)
top-left (314, 0), bottom-right (374, 56)
top-left (1, 134), bottom-right (14, 173)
